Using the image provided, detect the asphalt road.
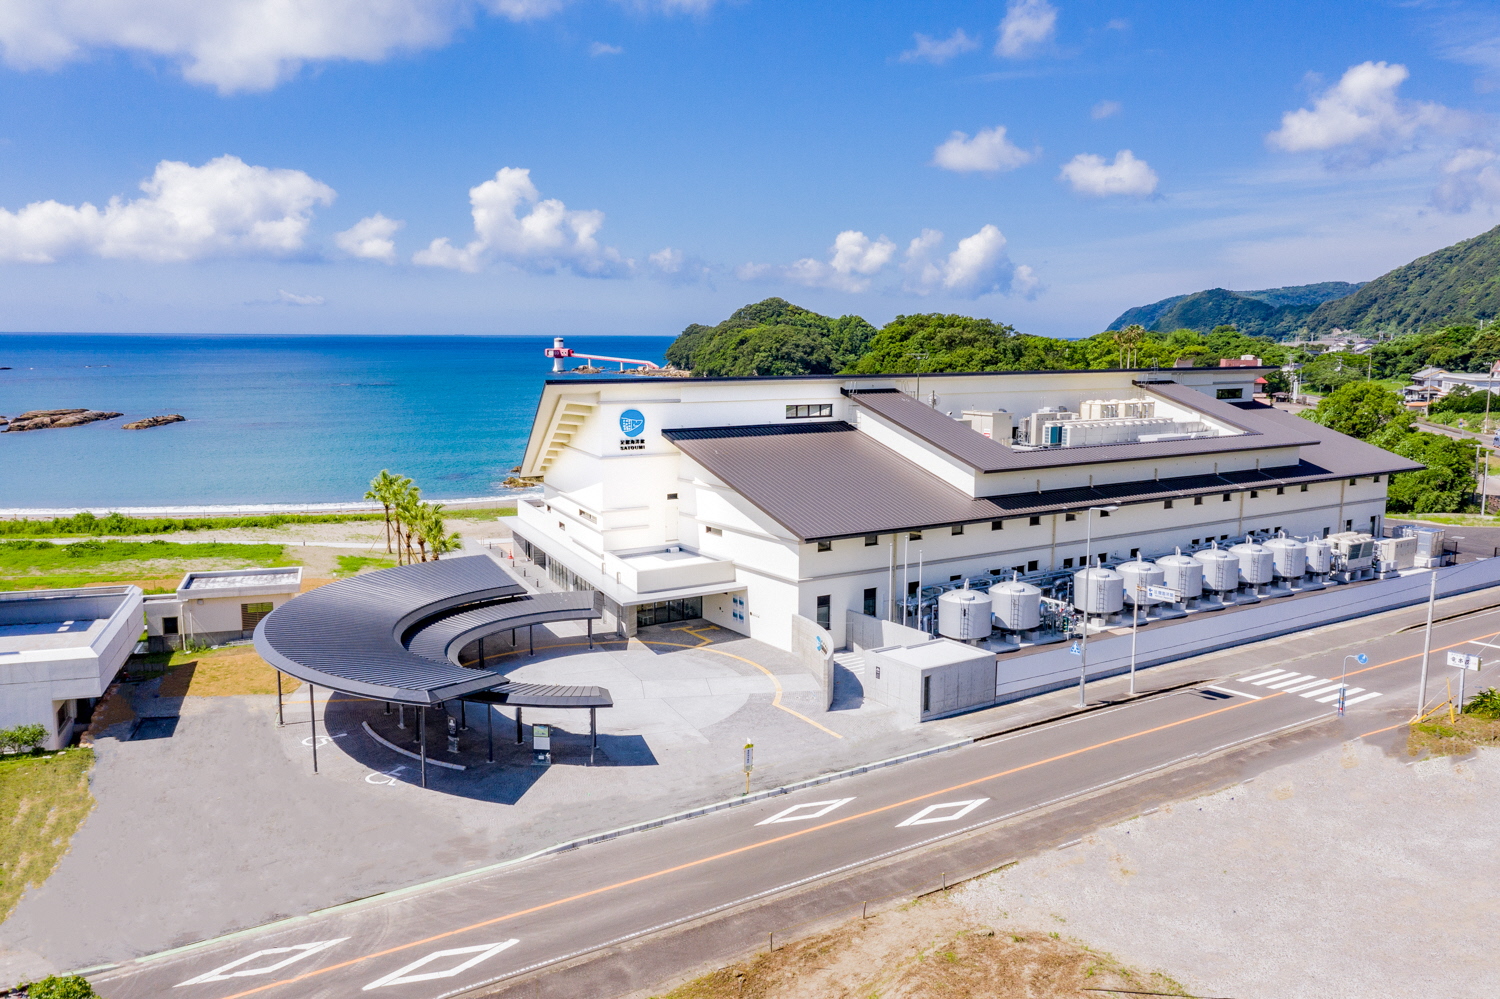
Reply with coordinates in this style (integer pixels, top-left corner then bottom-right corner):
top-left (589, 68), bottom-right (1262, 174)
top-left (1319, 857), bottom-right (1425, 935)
top-left (91, 603), bottom-right (1500, 999)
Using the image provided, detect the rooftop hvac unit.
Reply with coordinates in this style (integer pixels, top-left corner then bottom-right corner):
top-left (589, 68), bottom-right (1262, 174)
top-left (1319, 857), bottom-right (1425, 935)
top-left (1263, 537), bottom-right (1307, 579)
top-left (1229, 540), bottom-right (1274, 586)
top-left (1329, 532), bottom-right (1375, 567)
top-left (1116, 560), bottom-right (1165, 605)
top-left (1078, 398), bottom-right (1157, 421)
top-left (1195, 545), bottom-right (1240, 593)
top-left (1305, 538), bottom-right (1334, 574)
top-left (1020, 407), bottom-right (1073, 446)
top-left (1156, 553), bottom-right (1204, 599)
top-left (990, 579), bottom-right (1042, 632)
top-left (961, 409), bottom-right (1012, 441)
top-left (938, 588), bottom-right (993, 641)
top-left (1398, 525), bottom-right (1444, 558)
top-left (1073, 567), bottom-right (1124, 615)
top-left (1376, 535), bottom-right (1417, 571)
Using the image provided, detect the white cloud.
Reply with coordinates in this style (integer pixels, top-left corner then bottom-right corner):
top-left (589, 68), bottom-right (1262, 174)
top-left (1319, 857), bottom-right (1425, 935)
top-left (413, 167), bottom-right (627, 277)
top-left (1432, 147), bottom-right (1500, 212)
top-left (1059, 149), bottom-right (1158, 197)
top-left (649, 247), bottom-right (683, 273)
top-left (903, 225), bottom-right (1036, 299)
top-left (1091, 100), bottom-right (1121, 120)
top-left (335, 213), bottom-right (402, 263)
top-left (995, 0), bottom-right (1056, 59)
top-left (932, 125), bottom-right (1036, 174)
top-left (0, 154), bottom-right (334, 263)
top-left (589, 41), bottom-right (623, 56)
top-left (278, 289), bottom-right (325, 306)
top-left (1266, 61), bottom-right (1462, 166)
top-left (0, 0), bottom-right (715, 93)
top-left (898, 29), bottom-right (978, 65)
top-left (784, 230), bottom-right (897, 292)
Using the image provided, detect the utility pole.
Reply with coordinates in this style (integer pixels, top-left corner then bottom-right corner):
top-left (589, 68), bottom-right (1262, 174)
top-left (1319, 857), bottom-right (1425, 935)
top-left (1417, 568), bottom-right (1437, 717)
top-left (1076, 504), bottom-right (1119, 708)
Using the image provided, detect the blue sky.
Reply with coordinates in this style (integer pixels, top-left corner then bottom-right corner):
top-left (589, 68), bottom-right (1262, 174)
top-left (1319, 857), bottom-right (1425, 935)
top-left (0, 0), bottom-right (1498, 338)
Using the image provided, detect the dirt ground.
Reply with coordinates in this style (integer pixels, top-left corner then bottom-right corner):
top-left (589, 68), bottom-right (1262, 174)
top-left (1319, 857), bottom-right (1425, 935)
top-left (653, 895), bottom-right (1186, 999)
top-left (154, 646), bottom-right (301, 697)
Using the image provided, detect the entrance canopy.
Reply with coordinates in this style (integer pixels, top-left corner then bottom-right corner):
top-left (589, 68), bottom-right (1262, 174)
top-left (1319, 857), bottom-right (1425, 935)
top-left (254, 555), bottom-right (603, 706)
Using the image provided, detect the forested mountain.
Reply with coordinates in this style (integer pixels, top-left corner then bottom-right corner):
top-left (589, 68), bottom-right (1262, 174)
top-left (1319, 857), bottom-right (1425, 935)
top-left (1304, 224), bottom-right (1500, 334)
top-left (663, 298), bottom-right (876, 376)
top-left (1107, 282), bottom-right (1363, 338)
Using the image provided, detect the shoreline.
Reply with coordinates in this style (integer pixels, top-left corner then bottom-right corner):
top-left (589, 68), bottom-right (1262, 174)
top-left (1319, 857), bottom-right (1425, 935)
top-left (0, 493), bottom-right (539, 520)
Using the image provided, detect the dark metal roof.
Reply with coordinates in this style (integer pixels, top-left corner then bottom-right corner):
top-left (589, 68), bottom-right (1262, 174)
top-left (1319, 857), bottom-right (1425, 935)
top-left (664, 408), bottom-right (1422, 542)
top-left (846, 382), bottom-right (1321, 472)
top-left (254, 556), bottom-right (605, 706)
top-left (464, 684), bottom-right (614, 709)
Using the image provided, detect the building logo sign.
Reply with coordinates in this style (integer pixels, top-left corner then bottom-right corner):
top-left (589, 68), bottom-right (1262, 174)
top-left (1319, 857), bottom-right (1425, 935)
top-left (619, 408), bottom-right (646, 451)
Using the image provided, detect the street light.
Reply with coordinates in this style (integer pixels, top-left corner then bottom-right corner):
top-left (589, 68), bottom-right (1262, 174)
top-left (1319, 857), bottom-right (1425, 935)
top-left (1337, 652), bottom-right (1368, 717)
top-left (1076, 504), bottom-right (1121, 708)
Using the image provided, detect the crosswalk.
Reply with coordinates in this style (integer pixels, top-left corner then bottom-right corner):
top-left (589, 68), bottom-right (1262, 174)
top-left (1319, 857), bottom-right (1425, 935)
top-left (1214, 667), bottom-right (1384, 707)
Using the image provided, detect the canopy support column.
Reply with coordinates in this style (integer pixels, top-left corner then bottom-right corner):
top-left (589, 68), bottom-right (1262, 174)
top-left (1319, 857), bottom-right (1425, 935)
top-left (588, 618), bottom-right (593, 649)
top-left (590, 707), bottom-right (597, 766)
top-left (529, 625), bottom-right (534, 656)
top-left (276, 671), bottom-right (284, 727)
top-left (308, 683), bottom-right (318, 775)
top-left (419, 709), bottom-right (427, 788)
top-left (515, 706), bottom-right (523, 744)
top-left (487, 704), bottom-right (494, 762)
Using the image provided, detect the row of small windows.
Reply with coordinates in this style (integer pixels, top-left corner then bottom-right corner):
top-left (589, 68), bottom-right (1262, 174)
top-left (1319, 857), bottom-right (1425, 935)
top-left (786, 404), bottom-right (833, 419)
top-left (808, 478), bottom-right (1384, 550)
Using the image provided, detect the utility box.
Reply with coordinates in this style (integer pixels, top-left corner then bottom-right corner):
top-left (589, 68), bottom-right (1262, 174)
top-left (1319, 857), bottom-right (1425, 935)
top-left (863, 638), bottom-right (997, 725)
top-left (960, 409), bottom-right (1012, 441)
top-left (1376, 535), bottom-right (1416, 571)
top-left (532, 724), bottom-right (551, 766)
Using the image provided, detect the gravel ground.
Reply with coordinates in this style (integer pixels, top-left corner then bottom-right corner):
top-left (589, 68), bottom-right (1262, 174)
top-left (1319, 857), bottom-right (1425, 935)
top-left (956, 741), bottom-right (1500, 999)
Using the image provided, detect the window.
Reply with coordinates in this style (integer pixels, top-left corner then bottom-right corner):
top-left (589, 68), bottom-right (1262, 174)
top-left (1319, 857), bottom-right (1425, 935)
top-left (578, 508), bottom-right (597, 523)
top-left (922, 674), bottom-right (931, 713)
top-left (1373, 474), bottom-right (1381, 483)
top-left (1099, 510), bottom-right (1111, 517)
top-left (241, 602), bottom-right (274, 631)
top-left (704, 525), bottom-right (723, 536)
top-left (863, 588), bottom-right (877, 617)
top-left (1220, 533), bottom-right (1229, 540)
top-left (1066, 513), bottom-right (1077, 522)
top-left (1276, 486), bottom-right (1285, 495)
top-left (1194, 496), bottom-right (1203, 506)
top-left (1011, 565), bottom-right (1024, 575)
top-left (1163, 500), bottom-right (1173, 509)
top-left (1223, 493), bottom-right (1232, 502)
top-left (1216, 388), bottom-right (1244, 400)
top-left (558, 521), bottom-right (566, 531)
top-left (1300, 483), bottom-right (1309, 492)
top-left (951, 524), bottom-right (964, 536)
top-left (1345, 519), bottom-right (1353, 530)
top-left (909, 531), bottom-right (923, 540)
top-left (1130, 548), bottom-right (1139, 558)
top-left (816, 540), bottom-right (832, 552)
top-left (907, 581), bottom-right (919, 596)
top-left (816, 595), bottom-right (831, 630)
top-left (1027, 560), bottom-right (1039, 572)
top-left (1063, 557), bottom-right (1075, 569)
top-left (636, 596), bottom-right (703, 627)
top-left (1250, 490), bottom-right (1259, 498)
top-left (1029, 516), bottom-right (1041, 526)
top-left (991, 520), bottom-right (1003, 531)
top-left (864, 534), bottom-right (878, 546)
top-left (57, 703), bottom-right (69, 731)
top-left (786, 404), bottom-right (833, 419)
top-left (949, 574), bottom-right (961, 582)
top-left (666, 492), bottom-right (678, 500)
top-left (1348, 478), bottom-right (1357, 486)
top-left (1191, 538), bottom-right (1200, 546)
top-left (162, 616), bottom-right (179, 635)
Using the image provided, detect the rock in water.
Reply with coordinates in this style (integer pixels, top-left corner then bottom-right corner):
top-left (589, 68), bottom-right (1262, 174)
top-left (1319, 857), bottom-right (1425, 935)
top-left (2, 409), bottom-right (124, 432)
top-left (122, 414), bottom-right (186, 430)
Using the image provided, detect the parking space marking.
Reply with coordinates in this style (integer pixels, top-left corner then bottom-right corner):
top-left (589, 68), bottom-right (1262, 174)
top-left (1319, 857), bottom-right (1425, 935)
top-left (300, 733), bottom-right (347, 748)
top-left (360, 941), bottom-right (518, 990)
top-left (176, 939), bottom-right (348, 986)
top-left (896, 798), bottom-right (989, 827)
top-left (364, 766), bottom-right (410, 786)
top-left (755, 798), bottom-right (855, 826)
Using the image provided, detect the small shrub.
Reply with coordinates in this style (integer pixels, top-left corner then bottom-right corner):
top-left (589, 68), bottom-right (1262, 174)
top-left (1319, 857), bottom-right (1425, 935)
top-left (19, 975), bottom-right (95, 999)
top-left (1465, 686), bottom-right (1500, 719)
top-left (0, 723), bottom-right (47, 753)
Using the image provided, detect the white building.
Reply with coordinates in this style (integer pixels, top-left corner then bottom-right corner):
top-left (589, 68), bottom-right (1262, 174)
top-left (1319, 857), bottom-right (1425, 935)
top-left (143, 567), bottom-right (303, 651)
top-left (1405, 366), bottom-right (1500, 404)
top-left (508, 367), bottom-right (1419, 653)
top-left (0, 586), bottom-right (142, 749)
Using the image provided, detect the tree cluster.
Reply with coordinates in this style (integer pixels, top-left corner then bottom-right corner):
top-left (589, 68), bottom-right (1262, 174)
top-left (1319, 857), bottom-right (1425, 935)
top-left (665, 298), bottom-right (875, 376)
top-left (364, 470), bottom-right (462, 564)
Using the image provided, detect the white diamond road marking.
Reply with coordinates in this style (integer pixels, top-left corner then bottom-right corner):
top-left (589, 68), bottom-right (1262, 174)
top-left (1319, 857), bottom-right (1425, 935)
top-left (756, 798), bottom-right (855, 826)
top-left (362, 941), bottom-right (519, 990)
top-left (176, 939), bottom-right (348, 986)
top-left (897, 798), bottom-right (989, 827)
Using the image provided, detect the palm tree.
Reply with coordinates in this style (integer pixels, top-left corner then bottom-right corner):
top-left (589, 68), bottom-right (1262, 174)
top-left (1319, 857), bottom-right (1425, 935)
top-left (419, 505), bottom-right (463, 560)
top-left (394, 486), bottom-right (422, 565)
top-left (364, 470), bottom-right (404, 554)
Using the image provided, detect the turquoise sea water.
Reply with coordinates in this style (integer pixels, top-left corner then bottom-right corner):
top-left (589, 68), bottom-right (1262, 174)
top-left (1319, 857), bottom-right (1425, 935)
top-left (0, 334), bottom-right (672, 508)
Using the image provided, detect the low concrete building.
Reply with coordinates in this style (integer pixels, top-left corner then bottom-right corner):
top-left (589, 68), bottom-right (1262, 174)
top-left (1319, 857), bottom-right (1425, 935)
top-left (144, 567), bottom-right (303, 651)
top-left (0, 585), bottom-right (143, 749)
top-left (862, 637), bottom-right (996, 724)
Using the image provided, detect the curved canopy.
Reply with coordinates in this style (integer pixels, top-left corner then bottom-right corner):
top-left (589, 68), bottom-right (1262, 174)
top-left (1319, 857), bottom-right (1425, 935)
top-left (254, 555), bottom-right (602, 706)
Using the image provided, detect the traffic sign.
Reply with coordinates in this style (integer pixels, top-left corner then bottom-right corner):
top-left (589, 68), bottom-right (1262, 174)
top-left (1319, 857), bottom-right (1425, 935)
top-left (1145, 585), bottom-right (1180, 602)
top-left (743, 742), bottom-right (754, 772)
top-left (1447, 652), bottom-right (1482, 671)
top-left (1068, 642), bottom-right (1081, 656)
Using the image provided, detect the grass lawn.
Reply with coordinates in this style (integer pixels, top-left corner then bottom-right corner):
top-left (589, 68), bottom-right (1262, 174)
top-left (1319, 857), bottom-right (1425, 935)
top-left (334, 554), bottom-right (397, 577)
top-left (135, 646), bottom-right (302, 697)
top-left (0, 506), bottom-right (517, 538)
top-left (0, 749), bottom-right (95, 923)
top-left (1392, 513), bottom-right (1500, 527)
top-left (0, 540), bottom-right (293, 591)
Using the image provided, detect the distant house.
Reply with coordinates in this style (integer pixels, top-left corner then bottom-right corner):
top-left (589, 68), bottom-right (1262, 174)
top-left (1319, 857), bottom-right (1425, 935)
top-left (0, 585), bottom-right (142, 749)
top-left (1218, 354), bottom-right (1262, 368)
top-left (1404, 366), bottom-right (1500, 405)
top-left (144, 567), bottom-right (303, 651)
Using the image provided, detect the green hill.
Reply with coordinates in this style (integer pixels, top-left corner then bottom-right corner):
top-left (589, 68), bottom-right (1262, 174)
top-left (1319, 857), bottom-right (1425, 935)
top-left (663, 298), bottom-right (876, 376)
top-left (1305, 224), bottom-right (1500, 334)
top-left (1108, 282), bottom-right (1362, 338)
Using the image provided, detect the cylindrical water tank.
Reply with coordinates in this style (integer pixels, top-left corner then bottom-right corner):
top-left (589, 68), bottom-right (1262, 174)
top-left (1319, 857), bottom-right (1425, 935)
top-left (938, 588), bottom-right (993, 641)
top-left (1117, 560), bottom-right (1165, 605)
top-left (1306, 538), bottom-right (1333, 574)
top-left (990, 579), bottom-right (1041, 631)
top-left (1156, 554), bottom-right (1203, 600)
top-left (1073, 567), bottom-right (1124, 615)
top-left (1230, 541), bottom-right (1274, 585)
top-left (1196, 547), bottom-right (1240, 592)
top-left (1264, 537), bottom-right (1307, 578)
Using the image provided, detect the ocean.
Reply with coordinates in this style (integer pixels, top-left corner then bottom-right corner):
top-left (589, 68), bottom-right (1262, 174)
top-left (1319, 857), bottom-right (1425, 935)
top-left (0, 334), bottom-right (673, 510)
